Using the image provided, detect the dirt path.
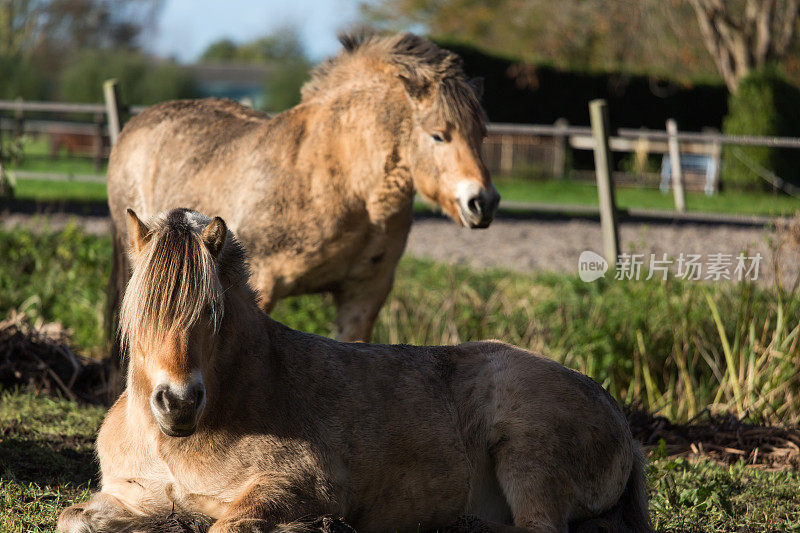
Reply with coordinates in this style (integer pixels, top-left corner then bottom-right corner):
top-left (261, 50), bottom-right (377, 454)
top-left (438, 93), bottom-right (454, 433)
top-left (3, 209), bottom-right (797, 286)
top-left (406, 214), bottom-right (797, 286)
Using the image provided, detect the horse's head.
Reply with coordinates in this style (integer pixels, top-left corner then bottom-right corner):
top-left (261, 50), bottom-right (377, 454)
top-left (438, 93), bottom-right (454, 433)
top-left (303, 32), bottom-right (500, 228)
top-left (403, 74), bottom-right (499, 228)
top-left (120, 208), bottom-right (230, 437)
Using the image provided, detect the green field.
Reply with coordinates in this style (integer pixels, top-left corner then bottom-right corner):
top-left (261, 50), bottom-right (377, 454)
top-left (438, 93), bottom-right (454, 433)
top-left (493, 178), bottom-right (800, 217)
top-left (10, 179), bottom-right (108, 203)
top-left (2, 225), bottom-right (800, 530)
top-left (8, 176), bottom-right (800, 218)
top-left (4, 137), bottom-right (800, 216)
top-left (3, 137), bottom-right (106, 175)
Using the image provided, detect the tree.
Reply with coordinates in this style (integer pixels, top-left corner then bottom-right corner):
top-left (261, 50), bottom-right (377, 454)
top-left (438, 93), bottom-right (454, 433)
top-left (687, 0), bottom-right (800, 91)
top-left (0, 0), bottom-right (163, 72)
top-left (0, 0), bottom-right (42, 57)
top-left (200, 38), bottom-right (237, 62)
top-left (59, 50), bottom-right (196, 104)
top-left (361, 0), bottom-right (717, 79)
top-left (199, 27), bottom-right (312, 112)
top-left (200, 27), bottom-right (308, 65)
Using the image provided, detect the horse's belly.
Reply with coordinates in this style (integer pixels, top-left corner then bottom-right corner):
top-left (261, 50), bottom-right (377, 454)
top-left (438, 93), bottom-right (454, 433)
top-left (350, 450), bottom-right (470, 531)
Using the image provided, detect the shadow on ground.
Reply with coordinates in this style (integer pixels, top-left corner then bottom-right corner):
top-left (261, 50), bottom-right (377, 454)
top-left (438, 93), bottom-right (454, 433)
top-left (0, 435), bottom-right (97, 486)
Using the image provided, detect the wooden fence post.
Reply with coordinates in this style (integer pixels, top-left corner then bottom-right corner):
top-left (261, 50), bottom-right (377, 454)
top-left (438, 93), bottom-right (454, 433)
top-left (708, 130), bottom-right (721, 195)
top-left (666, 119), bottom-right (686, 212)
top-left (0, 119), bottom-right (10, 197)
top-left (14, 97), bottom-right (24, 139)
top-left (500, 134), bottom-right (513, 175)
top-left (589, 99), bottom-right (620, 268)
top-left (103, 79), bottom-right (122, 146)
top-left (93, 112), bottom-right (106, 171)
top-left (553, 118), bottom-right (568, 178)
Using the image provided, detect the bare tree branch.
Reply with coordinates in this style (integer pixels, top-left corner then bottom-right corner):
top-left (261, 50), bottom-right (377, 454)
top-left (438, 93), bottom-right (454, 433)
top-left (686, 0), bottom-right (800, 91)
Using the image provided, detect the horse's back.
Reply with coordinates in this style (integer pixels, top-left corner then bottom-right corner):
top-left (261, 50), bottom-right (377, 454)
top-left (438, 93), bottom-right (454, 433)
top-left (123, 98), bottom-right (269, 133)
top-left (107, 98), bottom-right (271, 224)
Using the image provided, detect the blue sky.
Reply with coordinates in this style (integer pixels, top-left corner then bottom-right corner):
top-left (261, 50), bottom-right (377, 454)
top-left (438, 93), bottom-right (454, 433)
top-left (148, 0), bottom-right (371, 63)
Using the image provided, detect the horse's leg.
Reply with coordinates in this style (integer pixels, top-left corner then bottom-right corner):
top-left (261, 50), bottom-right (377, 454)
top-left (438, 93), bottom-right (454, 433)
top-left (57, 491), bottom-right (141, 533)
top-left (209, 475), bottom-right (331, 533)
top-left (491, 440), bottom-right (570, 533)
top-left (333, 272), bottom-right (394, 342)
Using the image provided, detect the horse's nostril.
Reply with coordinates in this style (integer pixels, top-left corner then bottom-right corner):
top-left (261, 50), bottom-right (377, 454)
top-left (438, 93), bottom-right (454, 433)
top-left (467, 196), bottom-right (482, 215)
top-left (152, 385), bottom-right (169, 413)
top-left (194, 387), bottom-right (205, 409)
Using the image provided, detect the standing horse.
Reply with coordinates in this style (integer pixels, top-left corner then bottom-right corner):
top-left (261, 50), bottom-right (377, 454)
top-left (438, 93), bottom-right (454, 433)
top-left (106, 32), bottom-right (500, 346)
top-left (59, 208), bottom-right (651, 533)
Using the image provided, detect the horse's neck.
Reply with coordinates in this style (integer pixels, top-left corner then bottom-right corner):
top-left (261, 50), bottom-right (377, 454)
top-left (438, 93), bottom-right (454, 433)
top-left (207, 293), bottom-right (274, 393)
top-left (295, 91), bottom-right (417, 220)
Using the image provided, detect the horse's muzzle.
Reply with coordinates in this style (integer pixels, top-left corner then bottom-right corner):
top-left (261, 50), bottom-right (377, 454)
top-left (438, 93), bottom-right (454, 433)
top-left (150, 381), bottom-right (205, 437)
top-left (459, 185), bottom-right (500, 228)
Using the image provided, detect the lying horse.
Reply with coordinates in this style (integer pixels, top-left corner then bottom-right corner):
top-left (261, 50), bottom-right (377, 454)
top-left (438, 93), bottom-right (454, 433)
top-left (106, 32), bottom-right (500, 345)
top-left (59, 208), bottom-right (651, 533)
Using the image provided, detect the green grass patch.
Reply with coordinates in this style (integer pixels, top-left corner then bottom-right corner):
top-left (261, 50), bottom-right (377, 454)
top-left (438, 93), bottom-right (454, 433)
top-left (4, 136), bottom-right (105, 175)
top-left (649, 457), bottom-right (800, 531)
top-left (10, 179), bottom-right (108, 203)
top-left (2, 135), bottom-right (107, 202)
top-left (4, 166), bottom-right (800, 218)
top-left (494, 178), bottom-right (800, 217)
top-left (0, 389), bottom-right (104, 532)
top-left (0, 224), bottom-right (111, 353)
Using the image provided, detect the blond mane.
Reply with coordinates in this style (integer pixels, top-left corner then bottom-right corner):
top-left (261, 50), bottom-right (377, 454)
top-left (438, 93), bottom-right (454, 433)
top-left (301, 31), bottom-right (486, 135)
top-left (119, 210), bottom-right (225, 356)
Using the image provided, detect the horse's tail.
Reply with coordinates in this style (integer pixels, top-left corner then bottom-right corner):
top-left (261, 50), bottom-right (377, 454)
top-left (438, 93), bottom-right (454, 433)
top-left (105, 216), bottom-right (129, 401)
top-left (573, 444), bottom-right (653, 533)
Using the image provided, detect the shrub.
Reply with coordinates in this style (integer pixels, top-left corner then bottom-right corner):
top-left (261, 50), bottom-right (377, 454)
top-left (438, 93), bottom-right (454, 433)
top-left (722, 68), bottom-right (800, 190)
top-left (58, 50), bottom-right (197, 105)
top-left (262, 59), bottom-right (311, 112)
top-left (0, 55), bottom-right (48, 100)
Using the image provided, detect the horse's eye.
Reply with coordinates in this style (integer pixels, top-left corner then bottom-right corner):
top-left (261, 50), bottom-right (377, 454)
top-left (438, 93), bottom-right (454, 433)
top-left (431, 133), bottom-right (444, 143)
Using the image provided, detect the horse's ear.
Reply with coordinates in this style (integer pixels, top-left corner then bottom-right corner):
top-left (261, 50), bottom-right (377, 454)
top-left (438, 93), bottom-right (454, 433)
top-left (201, 217), bottom-right (227, 259)
top-left (469, 77), bottom-right (484, 99)
top-left (126, 209), bottom-right (151, 254)
top-left (397, 73), bottom-right (430, 101)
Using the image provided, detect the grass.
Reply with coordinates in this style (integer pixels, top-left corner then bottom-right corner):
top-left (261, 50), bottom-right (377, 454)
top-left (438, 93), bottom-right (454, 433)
top-left (3, 224), bottom-right (800, 422)
top-left (0, 224), bottom-right (110, 353)
top-left (494, 178), bottom-right (800, 217)
top-left (0, 389), bottom-right (104, 532)
top-left (9, 175), bottom-right (799, 217)
top-left (2, 389), bottom-right (798, 532)
top-left (649, 456), bottom-right (800, 531)
top-left (3, 137), bottom-right (800, 217)
top-left (9, 179), bottom-right (108, 203)
top-left (4, 136), bottom-right (105, 176)
top-left (2, 224), bottom-right (800, 529)
top-left (2, 136), bottom-right (106, 202)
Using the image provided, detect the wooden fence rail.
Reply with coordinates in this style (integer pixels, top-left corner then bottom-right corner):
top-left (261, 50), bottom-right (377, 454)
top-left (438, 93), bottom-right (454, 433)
top-left (0, 100), bottom-right (146, 115)
top-left (3, 96), bottom-right (800, 196)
